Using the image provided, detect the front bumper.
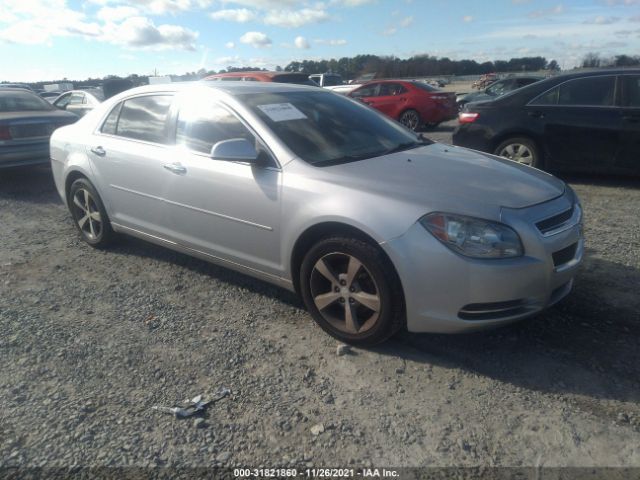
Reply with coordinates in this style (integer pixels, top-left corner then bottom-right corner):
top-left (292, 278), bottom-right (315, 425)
top-left (383, 192), bottom-right (583, 333)
top-left (0, 141), bottom-right (50, 168)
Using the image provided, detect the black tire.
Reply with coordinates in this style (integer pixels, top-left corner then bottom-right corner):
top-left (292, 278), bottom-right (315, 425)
top-left (68, 178), bottom-right (114, 248)
top-left (494, 137), bottom-right (541, 169)
top-left (399, 109), bottom-right (421, 131)
top-left (299, 236), bottom-right (404, 346)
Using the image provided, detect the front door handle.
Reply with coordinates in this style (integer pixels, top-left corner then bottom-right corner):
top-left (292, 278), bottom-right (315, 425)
top-left (90, 146), bottom-right (106, 157)
top-left (163, 162), bottom-right (187, 175)
top-left (622, 114), bottom-right (640, 122)
top-left (528, 111), bottom-right (545, 119)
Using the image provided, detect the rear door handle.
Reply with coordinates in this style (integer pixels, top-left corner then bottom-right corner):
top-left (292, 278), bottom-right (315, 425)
top-left (528, 111), bottom-right (545, 119)
top-left (163, 162), bottom-right (187, 175)
top-left (622, 114), bottom-right (640, 122)
top-left (90, 146), bottom-right (106, 157)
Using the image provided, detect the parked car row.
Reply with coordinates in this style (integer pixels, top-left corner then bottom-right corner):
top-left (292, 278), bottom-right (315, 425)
top-left (453, 68), bottom-right (640, 175)
top-left (49, 81), bottom-right (584, 345)
top-left (205, 71), bottom-right (456, 130)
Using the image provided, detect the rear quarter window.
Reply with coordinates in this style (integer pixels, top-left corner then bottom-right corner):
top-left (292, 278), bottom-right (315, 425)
top-left (101, 102), bottom-right (123, 135)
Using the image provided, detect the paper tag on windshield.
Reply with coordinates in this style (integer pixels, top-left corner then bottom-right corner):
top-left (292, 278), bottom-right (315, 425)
top-left (257, 103), bottom-right (307, 122)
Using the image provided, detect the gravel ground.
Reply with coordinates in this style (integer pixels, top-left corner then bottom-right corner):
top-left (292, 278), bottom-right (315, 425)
top-left (1, 126), bottom-right (639, 472)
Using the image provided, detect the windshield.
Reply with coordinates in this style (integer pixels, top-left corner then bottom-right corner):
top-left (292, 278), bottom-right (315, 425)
top-left (486, 81), bottom-right (508, 96)
top-left (323, 75), bottom-right (343, 86)
top-left (0, 90), bottom-right (54, 112)
top-left (239, 91), bottom-right (428, 166)
top-left (82, 89), bottom-right (105, 101)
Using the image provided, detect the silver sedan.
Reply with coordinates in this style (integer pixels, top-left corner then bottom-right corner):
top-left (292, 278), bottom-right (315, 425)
top-left (50, 82), bottom-right (584, 345)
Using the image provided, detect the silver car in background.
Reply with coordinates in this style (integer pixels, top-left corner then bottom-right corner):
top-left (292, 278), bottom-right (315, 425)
top-left (53, 89), bottom-right (104, 118)
top-left (50, 82), bottom-right (584, 345)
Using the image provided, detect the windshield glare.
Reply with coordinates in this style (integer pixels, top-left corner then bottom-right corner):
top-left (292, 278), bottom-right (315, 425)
top-left (239, 91), bottom-right (422, 166)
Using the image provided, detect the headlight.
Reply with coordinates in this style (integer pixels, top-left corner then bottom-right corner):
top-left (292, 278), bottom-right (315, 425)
top-left (420, 212), bottom-right (523, 258)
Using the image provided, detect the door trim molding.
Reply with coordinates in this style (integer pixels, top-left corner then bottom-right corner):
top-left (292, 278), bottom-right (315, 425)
top-left (109, 184), bottom-right (274, 231)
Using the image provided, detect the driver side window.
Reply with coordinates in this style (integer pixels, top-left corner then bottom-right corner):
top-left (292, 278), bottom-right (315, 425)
top-left (176, 102), bottom-right (255, 155)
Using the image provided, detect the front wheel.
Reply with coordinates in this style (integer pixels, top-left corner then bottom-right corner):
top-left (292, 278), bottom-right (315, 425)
top-left (300, 237), bottom-right (404, 346)
top-left (68, 178), bottom-right (114, 248)
top-left (399, 109), bottom-right (421, 131)
top-left (494, 137), bottom-right (541, 168)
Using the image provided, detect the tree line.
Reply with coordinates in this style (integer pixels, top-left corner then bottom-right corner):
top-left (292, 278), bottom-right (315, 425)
top-left (582, 53), bottom-right (640, 69)
top-left (282, 55), bottom-right (554, 80)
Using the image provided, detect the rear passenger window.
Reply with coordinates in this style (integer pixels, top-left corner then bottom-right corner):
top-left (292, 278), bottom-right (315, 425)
top-left (176, 102), bottom-right (254, 154)
top-left (115, 95), bottom-right (173, 144)
top-left (379, 83), bottom-right (406, 96)
top-left (531, 76), bottom-right (616, 106)
top-left (622, 76), bottom-right (640, 107)
top-left (101, 102), bottom-right (122, 135)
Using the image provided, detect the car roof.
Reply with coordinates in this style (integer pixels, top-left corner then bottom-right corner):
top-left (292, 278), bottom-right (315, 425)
top-left (473, 68), bottom-right (640, 108)
top-left (541, 68), bottom-right (640, 82)
top-left (108, 80), bottom-right (322, 100)
top-left (205, 71), bottom-right (308, 79)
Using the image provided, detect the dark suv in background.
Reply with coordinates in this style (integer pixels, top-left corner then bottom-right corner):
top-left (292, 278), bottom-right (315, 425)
top-left (452, 69), bottom-right (640, 175)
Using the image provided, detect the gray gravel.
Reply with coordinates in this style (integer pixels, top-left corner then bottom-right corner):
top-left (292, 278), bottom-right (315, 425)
top-left (1, 129), bottom-right (639, 469)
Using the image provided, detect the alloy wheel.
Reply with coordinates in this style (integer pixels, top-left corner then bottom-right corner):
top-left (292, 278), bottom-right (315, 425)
top-left (72, 188), bottom-right (103, 241)
top-left (400, 110), bottom-right (420, 131)
top-left (498, 143), bottom-right (534, 166)
top-left (309, 252), bottom-right (381, 335)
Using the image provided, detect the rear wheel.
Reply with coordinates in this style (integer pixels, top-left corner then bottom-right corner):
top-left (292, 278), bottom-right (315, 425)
top-left (494, 137), bottom-right (540, 168)
top-left (69, 178), bottom-right (114, 248)
top-left (300, 237), bottom-right (404, 346)
top-left (399, 109), bottom-right (421, 131)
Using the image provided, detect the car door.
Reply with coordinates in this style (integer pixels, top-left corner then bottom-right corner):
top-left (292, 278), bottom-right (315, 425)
top-left (87, 94), bottom-right (177, 238)
top-left (374, 83), bottom-right (408, 118)
top-left (162, 97), bottom-right (282, 276)
top-left (527, 75), bottom-right (621, 171)
top-left (617, 74), bottom-right (640, 173)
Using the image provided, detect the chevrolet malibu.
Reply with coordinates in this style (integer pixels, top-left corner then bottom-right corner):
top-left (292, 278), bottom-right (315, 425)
top-left (50, 82), bottom-right (584, 345)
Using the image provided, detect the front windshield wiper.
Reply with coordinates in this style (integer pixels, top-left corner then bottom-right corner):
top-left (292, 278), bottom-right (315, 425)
top-left (314, 152), bottom-right (379, 167)
top-left (313, 137), bottom-right (434, 167)
top-left (382, 136), bottom-right (433, 155)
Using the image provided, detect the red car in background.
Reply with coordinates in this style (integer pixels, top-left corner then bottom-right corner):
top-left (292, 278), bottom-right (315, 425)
top-left (204, 71), bottom-right (316, 86)
top-left (349, 80), bottom-right (457, 131)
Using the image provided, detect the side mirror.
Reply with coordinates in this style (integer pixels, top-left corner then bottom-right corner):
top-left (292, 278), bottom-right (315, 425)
top-left (210, 138), bottom-right (258, 162)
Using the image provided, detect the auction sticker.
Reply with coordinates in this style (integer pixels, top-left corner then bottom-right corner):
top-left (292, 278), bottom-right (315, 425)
top-left (257, 103), bottom-right (307, 122)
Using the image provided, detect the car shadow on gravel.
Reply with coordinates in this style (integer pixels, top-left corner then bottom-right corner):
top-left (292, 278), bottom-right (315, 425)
top-left (0, 165), bottom-right (62, 205)
top-left (373, 252), bottom-right (640, 405)
top-left (108, 236), bottom-right (304, 309)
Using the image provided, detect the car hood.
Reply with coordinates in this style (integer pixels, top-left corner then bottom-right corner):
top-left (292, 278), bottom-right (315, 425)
top-left (317, 143), bottom-right (565, 215)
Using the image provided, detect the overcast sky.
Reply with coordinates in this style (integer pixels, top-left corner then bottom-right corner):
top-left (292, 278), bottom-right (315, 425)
top-left (0, 0), bottom-right (639, 82)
